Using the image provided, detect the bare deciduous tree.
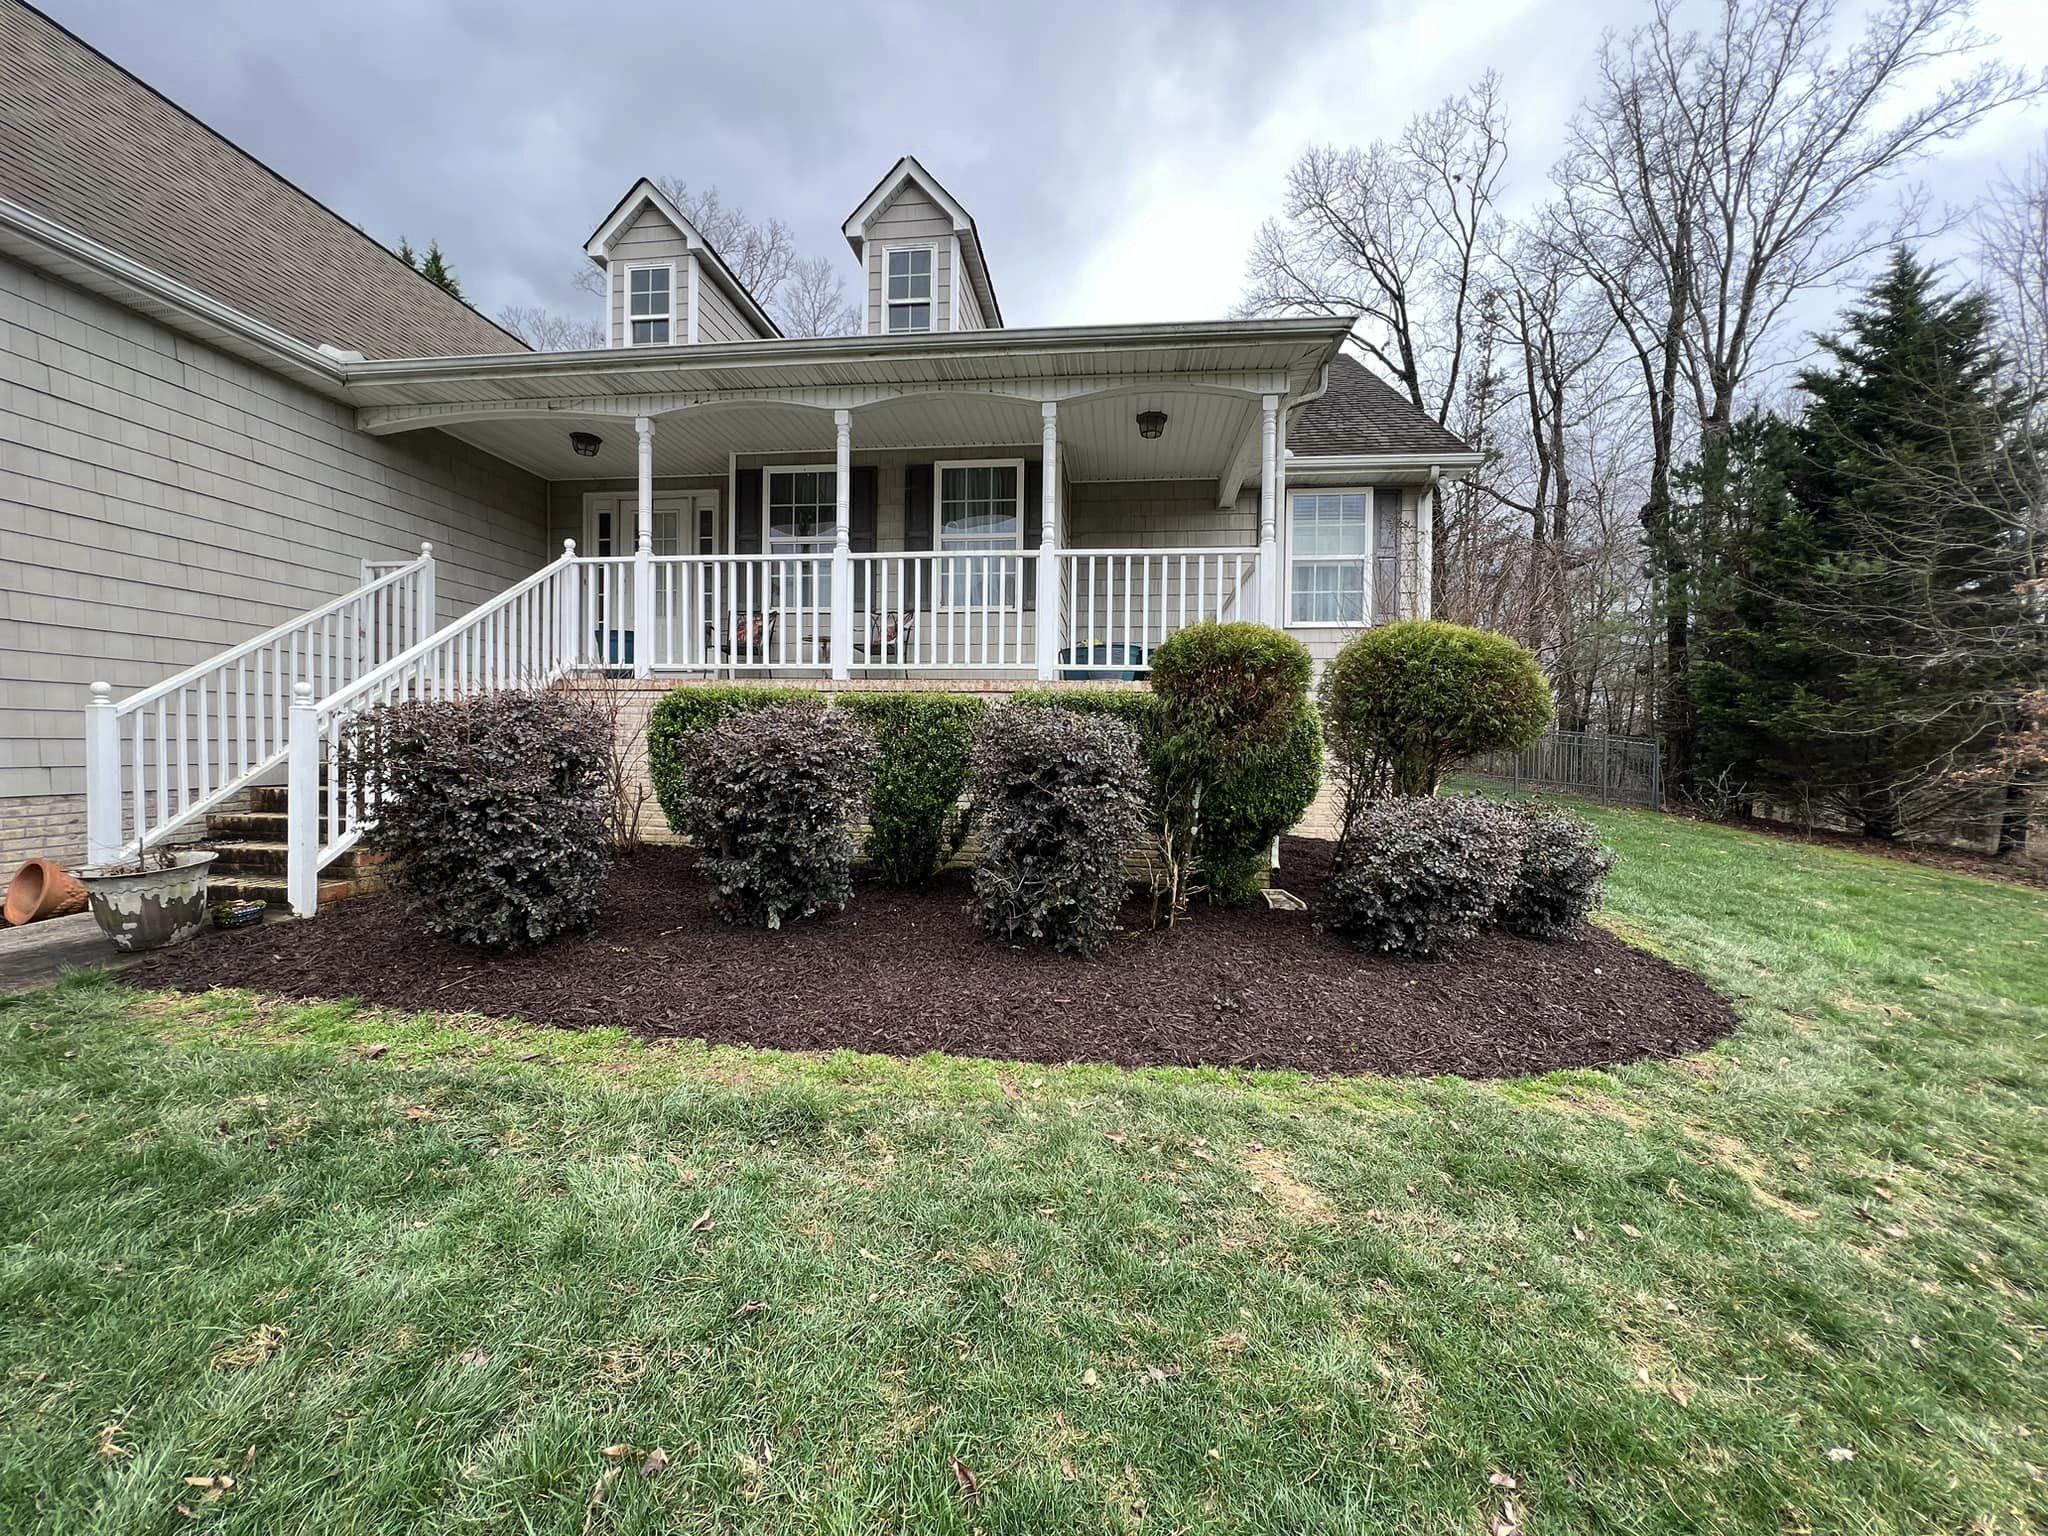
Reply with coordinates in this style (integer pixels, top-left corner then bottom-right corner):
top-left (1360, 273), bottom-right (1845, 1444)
top-left (776, 253), bottom-right (861, 338)
top-left (1552, 0), bottom-right (2038, 787)
top-left (1240, 72), bottom-right (1509, 427)
top-left (495, 304), bottom-right (605, 352)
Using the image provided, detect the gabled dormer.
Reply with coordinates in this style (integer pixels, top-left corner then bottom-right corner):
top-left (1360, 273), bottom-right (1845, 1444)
top-left (584, 179), bottom-right (780, 348)
top-left (841, 156), bottom-right (1003, 337)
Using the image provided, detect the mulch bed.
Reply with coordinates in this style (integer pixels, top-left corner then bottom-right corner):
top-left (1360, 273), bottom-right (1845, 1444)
top-left (127, 838), bottom-right (1737, 1079)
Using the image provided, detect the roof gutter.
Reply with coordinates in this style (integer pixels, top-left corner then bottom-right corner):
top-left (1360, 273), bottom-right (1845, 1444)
top-left (0, 195), bottom-right (350, 397)
top-left (1289, 450), bottom-right (1485, 476)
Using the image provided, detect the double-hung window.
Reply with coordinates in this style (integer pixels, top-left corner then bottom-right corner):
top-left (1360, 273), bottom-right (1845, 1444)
top-left (938, 461), bottom-right (1020, 607)
top-left (626, 264), bottom-right (673, 345)
top-left (1288, 490), bottom-right (1373, 624)
top-left (886, 247), bottom-right (933, 333)
top-left (768, 468), bottom-right (837, 606)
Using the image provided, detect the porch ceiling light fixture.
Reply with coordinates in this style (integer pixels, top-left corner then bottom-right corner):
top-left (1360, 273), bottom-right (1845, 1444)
top-left (1135, 409), bottom-right (1168, 440)
top-left (569, 430), bottom-right (603, 457)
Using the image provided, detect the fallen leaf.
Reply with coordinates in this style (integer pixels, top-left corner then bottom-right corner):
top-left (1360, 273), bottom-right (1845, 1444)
top-left (96, 1421), bottom-right (131, 1460)
top-left (1826, 1446), bottom-right (1856, 1463)
top-left (404, 1105), bottom-right (432, 1122)
top-left (1060, 1456), bottom-right (1077, 1481)
top-left (1571, 1225), bottom-right (1587, 1243)
top-left (691, 1207), bottom-right (715, 1234)
top-left (952, 1457), bottom-right (982, 1503)
top-left (640, 1447), bottom-right (669, 1480)
top-left (1489, 1471), bottom-right (1518, 1490)
top-left (457, 1348), bottom-right (492, 1368)
top-left (730, 1300), bottom-right (767, 1320)
top-left (1082, 1368), bottom-right (1100, 1388)
top-left (601, 1444), bottom-right (637, 1460)
top-left (1207, 1446), bottom-right (1222, 1461)
top-left (363, 1044), bottom-right (389, 1060)
top-left (1619, 1223), bottom-right (1644, 1239)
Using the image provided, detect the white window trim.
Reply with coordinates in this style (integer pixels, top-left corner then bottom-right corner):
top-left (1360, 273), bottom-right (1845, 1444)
top-left (1285, 486), bottom-right (1376, 629)
top-left (935, 458), bottom-right (1027, 550)
top-left (764, 463), bottom-right (840, 550)
top-left (881, 243), bottom-right (937, 335)
top-left (622, 260), bottom-right (676, 347)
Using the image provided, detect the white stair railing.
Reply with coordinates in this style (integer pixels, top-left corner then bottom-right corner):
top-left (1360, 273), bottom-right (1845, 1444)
top-left (1056, 548), bottom-right (1259, 675)
top-left (83, 544), bottom-right (435, 866)
top-left (287, 541), bottom-right (581, 915)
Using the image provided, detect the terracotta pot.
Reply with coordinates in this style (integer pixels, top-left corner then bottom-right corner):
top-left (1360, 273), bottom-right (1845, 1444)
top-left (75, 850), bottom-right (219, 951)
top-left (5, 857), bottom-right (89, 925)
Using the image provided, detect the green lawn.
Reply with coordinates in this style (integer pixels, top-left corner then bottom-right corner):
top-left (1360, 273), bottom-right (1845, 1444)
top-left (2, 807), bottom-right (2045, 1534)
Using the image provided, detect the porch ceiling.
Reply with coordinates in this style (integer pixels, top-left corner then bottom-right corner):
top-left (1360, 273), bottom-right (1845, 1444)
top-left (435, 384), bottom-right (1264, 482)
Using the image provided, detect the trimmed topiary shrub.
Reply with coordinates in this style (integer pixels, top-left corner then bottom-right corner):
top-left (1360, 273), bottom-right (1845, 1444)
top-left (338, 690), bottom-right (609, 950)
top-left (1318, 795), bottom-right (1524, 958)
top-left (1498, 802), bottom-right (1614, 939)
top-left (1320, 621), bottom-right (1553, 834)
top-left (1149, 621), bottom-right (1312, 759)
top-left (678, 706), bottom-right (876, 929)
top-left (969, 703), bottom-right (1148, 956)
top-left (1195, 695), bottom-right (1325, 906)
top-left (1149, 622), bottom-right (1318, 913)
top-left (837, 692), bottom-right (987, 884)
top-left (646, 684), bottom-right (823, 835)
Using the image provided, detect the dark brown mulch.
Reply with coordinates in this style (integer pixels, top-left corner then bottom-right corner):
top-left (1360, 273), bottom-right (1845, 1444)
top-left (127, 837), bottom-right (1737, 1079)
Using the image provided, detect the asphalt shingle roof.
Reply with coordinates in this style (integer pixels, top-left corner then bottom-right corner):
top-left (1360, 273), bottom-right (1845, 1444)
top-left (1289, 353), bottom-right (1472, 457)
top-left (0, 1), bottom-right (527, 360)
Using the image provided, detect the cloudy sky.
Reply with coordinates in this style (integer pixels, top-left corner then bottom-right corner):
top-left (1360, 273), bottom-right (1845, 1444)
top-left (40, 0), bottom-right (2048, 335)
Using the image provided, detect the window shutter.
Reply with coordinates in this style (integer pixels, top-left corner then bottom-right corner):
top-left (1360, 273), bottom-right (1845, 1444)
top-left (1372, 489), bottom-right (1402, 622)
top-left (850, 466), bottom-right (879, 552)
top-left (1021, 459), bottom-right (1043, 612)
top-left (904, 462), bottom-right (935, 550)
top-left (736, 469), bottom-right (763, 554)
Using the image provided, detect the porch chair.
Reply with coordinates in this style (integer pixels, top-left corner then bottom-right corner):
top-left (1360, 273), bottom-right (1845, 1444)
top-left (706, 608), bottom-right (782, 664)
top-left (850, 605), bottom-right (917, 664)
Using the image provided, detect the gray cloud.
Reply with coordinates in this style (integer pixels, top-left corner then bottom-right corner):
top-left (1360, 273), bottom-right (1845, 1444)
top-left (40, 0), bottom-right (2048, 334)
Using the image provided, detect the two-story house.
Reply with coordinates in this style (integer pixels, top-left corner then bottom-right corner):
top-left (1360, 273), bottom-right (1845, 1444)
top-left (0, 0), bottom-right (1480, 911)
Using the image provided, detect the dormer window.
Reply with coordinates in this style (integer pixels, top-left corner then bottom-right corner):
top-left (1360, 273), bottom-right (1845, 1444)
top-left (627, 264), bottom-right (673, 345)
top-left (886, 247), bottom-right (933, 333)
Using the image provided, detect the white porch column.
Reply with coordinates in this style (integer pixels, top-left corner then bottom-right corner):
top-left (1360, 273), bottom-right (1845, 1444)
top-left (632, 415), bottom-right (654, 678)
top-left (1035, 400), bottom-right (1060, 681)
top-left (1418, 470), bottom-right (1439, 619)
top-left (84, 681), bottom-right (121, 866)
top-left (1258, 393), bottom-right (1281, 624)
top-left (830, 409), bottom-right (853, 680)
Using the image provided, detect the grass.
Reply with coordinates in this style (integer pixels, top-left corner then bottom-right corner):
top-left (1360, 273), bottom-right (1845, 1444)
top-left (2, 805), bottom-right (2045, 1534)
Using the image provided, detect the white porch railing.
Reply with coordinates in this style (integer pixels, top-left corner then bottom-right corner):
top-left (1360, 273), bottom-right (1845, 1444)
top-left (850, 552), bottom-right (1039, 672)
top-left (83, 544), bottom-right (435, 865)
top-left (579, 554), bottom-right (837, 671)
top-left (290, 544), bottom-right (583, 914)
top-left (1056, 548), bottom-right (1258, 676)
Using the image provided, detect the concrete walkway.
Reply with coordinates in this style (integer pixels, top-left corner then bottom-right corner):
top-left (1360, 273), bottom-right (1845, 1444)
top-left (0, 911), bottom-right (141, 996)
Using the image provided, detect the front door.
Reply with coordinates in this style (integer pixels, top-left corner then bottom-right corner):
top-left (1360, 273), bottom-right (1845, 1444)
top-left (583, 493), bottom-right (721, 662)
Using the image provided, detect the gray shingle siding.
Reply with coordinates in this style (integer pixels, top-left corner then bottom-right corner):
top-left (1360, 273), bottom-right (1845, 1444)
top-left (0, 253), bottom-right (549, 867)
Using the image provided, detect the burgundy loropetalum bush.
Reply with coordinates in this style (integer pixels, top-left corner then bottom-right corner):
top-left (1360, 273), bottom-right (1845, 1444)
top-left (338, 690), bottom-right (610, 950)
top-left (1498, 802), bottom-right (1615, 939)
top-left (678, 705), bottom-right (876, 929)
top-left (968, 704), bottom-right (1148, 956)
top-left (1318, 795), bottom-right (1525, 958)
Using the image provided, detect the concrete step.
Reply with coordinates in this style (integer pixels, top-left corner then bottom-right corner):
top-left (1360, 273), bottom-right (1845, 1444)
top-left (207, 839), bottom-right (376, 877)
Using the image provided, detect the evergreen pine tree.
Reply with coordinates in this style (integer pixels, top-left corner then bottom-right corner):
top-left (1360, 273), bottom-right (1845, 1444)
top-left (1696, 249), bottom-right (2036, 838)
top-left (394, 236), bottom-right (463, 300)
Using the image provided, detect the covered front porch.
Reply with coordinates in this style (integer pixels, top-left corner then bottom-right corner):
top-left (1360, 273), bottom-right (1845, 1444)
top-left (348, 320), bottom-right (1348, 680)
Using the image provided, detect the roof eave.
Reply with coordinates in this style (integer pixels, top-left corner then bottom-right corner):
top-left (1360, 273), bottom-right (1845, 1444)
top-left (0, 195), bottom-right (350, 398)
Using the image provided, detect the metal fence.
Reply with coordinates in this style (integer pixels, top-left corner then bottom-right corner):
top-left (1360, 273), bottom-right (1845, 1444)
top-left (1469, 729), bottom-right (1663, 808)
